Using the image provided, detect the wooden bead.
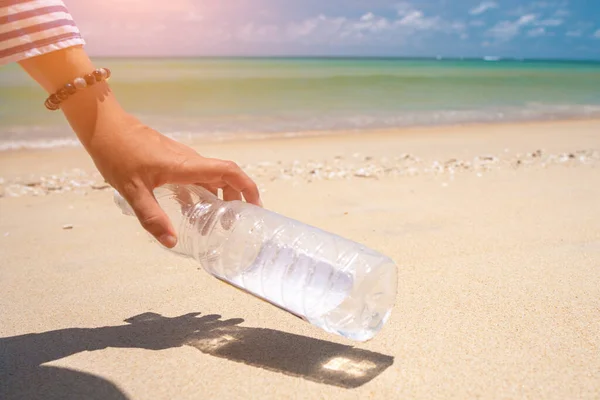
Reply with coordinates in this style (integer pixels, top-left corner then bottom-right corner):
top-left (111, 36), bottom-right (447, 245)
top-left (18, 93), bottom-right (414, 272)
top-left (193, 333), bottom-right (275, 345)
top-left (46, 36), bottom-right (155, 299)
top-left (48, 94), bottom-right (60, 105)
top-left (64, 83), bottom-right (77, 94)
top-left (44, 68), bottom-right (111, 111)
top-left (56, 88), bottom-right (69, 100)
top-left (84, 74), bottom-right (96, 85)
top-left (45, 99), bottom-right (59, 110)
top-left (93, 69), bottom-right (104, 81)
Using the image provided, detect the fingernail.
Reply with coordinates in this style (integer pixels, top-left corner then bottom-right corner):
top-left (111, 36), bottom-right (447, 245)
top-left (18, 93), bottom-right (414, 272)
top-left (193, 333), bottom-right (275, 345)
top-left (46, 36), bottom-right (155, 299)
top-left (160, 234), bottom-right (177, 248)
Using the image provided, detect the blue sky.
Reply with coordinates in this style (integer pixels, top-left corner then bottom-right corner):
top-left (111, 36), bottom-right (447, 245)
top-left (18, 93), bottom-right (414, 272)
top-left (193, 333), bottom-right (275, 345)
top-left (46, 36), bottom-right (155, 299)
top-left (69, 0), bottom-right (600, 59)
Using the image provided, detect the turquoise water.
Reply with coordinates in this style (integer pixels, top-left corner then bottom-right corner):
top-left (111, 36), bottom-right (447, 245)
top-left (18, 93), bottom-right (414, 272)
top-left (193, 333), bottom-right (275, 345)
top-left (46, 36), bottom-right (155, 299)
top-left (1, 57), bottom-right (599, 150)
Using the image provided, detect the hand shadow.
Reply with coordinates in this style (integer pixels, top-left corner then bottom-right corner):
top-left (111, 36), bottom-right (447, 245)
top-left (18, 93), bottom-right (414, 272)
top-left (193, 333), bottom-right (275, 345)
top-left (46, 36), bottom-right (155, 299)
top-left (1, 312), bottom-right (394, 399)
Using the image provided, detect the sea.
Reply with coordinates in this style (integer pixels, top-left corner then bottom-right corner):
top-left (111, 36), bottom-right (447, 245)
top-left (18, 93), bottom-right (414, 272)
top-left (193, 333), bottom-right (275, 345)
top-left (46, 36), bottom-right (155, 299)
top-left (1, 57), bottom-right (599, 151)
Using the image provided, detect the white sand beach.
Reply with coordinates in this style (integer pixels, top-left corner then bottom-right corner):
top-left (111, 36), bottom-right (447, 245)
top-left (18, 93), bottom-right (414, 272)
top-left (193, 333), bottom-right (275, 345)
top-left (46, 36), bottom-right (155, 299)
top-left (1, 119), bottom-right (599, 399)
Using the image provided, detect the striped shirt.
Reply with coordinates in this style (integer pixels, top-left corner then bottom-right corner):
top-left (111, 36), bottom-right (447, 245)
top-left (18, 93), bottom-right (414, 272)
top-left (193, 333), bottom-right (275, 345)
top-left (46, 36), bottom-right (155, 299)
top-left (0, 0), bottom-right (84, 65)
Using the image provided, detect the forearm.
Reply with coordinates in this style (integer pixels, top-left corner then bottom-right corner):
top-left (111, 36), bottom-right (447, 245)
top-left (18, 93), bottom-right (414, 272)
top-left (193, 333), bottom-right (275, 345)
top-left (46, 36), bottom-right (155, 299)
top-left (4, 1), bottom-right (260, 247)
top-left (18, 46), bottom-right (133, 151)
top-left (18, 45), bottom-right (93, 93)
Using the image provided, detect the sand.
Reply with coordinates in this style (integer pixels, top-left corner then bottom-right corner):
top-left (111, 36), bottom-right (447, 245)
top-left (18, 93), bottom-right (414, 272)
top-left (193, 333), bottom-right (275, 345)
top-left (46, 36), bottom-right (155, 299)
top-left (1, 120), bottom-right (599, 399)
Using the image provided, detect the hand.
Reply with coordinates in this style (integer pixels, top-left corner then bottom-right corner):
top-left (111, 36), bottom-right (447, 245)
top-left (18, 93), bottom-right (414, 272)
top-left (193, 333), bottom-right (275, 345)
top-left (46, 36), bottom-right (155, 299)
top-left (86, 114), bottom-right (261, 248)
top-left (17, 47), bottom-right (260, 248)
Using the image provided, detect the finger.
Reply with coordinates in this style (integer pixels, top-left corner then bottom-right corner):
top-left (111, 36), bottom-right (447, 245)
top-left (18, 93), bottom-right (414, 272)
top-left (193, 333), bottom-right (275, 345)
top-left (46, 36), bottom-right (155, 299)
top-left (222, 185), bottom-right (242, 202)
top-left (217, 161), bottom-right (261, 206)
top-left (176, 158), bottom-right (261, 206)
top-left (126, 186), bottom-right (177, 248)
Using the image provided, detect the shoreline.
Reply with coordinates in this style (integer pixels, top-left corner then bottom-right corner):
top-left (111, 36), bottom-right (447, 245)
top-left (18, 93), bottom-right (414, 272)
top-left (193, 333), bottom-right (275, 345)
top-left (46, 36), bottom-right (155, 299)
top-left (1, 118), bottom-right (598, 199)
top-left (1, 116), bottom-right (600, 153)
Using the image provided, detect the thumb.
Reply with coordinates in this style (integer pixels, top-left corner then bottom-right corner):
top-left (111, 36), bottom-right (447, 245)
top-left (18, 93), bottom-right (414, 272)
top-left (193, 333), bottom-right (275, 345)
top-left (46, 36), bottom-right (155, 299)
top-left (126, 186), bottom-right (177, 248)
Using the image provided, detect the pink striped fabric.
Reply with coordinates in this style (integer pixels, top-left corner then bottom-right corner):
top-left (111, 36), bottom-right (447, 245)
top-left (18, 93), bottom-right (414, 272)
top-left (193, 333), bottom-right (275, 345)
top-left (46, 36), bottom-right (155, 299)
top-left (0, 0), bottom-right (85, 65)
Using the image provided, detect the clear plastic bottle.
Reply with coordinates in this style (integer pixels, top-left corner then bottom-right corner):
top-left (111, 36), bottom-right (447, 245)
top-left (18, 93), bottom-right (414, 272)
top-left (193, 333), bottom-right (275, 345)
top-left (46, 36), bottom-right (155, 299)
top-left (114, 184), bottom-right (397, 342)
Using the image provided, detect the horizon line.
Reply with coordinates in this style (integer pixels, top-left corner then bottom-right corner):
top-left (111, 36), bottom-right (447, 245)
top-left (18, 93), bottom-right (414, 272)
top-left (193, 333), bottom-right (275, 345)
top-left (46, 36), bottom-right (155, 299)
top-left (87, 55), bottom-right (600, 62)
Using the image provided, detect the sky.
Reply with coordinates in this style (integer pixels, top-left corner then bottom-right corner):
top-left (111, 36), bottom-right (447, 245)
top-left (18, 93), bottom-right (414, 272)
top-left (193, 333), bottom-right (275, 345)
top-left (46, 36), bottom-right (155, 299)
top-left (65, 0), bottom-right (600, 59)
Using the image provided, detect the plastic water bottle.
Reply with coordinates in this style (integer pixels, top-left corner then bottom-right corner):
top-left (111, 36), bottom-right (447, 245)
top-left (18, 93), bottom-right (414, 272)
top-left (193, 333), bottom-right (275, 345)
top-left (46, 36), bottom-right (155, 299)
top-left (114, 184), bottom-right (397, 341)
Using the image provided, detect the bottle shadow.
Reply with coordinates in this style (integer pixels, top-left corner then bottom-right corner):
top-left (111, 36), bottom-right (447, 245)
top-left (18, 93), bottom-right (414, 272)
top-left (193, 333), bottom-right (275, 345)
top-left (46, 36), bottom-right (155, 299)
top-left (1, 312), bottom-right (394, 399)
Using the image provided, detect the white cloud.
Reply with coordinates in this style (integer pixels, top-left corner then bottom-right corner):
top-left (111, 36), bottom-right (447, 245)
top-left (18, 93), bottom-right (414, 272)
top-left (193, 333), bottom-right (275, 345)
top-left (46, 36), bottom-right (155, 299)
top-left (486, 14), bottom-right (536, 41)
top-left (519, 15), bottom-right (538, 24)
top-left (527, 27), bottom-right (546, 37)
top-left (469, 1), bottom-right (498, 16)
top-left (451, 22), bottom-right (467, 31)
top-left (594, 29), bottom-right (600, 39)
top-left (509, 1), bottom-right (569, 18)
top-left (285, 15), bottom-right (346, 41)
top-left (396, 11), bottom-right (440, 30)
top-left (236, 5), bottom-right (466, 45)
top-left (361, 12), bottom-right (375, 22)
top-left (395, 2), bottom-right (416, 17)
top-left (531, 1), bottom-right (569, 10)
top-left (535, 19), bottom-right (563, 27)
top-left (469, 20), bottom-right (486, 27)
top-left (566, 30), bottom-right (582, 37)
top-left (355, 13), bottom-right (391, 33)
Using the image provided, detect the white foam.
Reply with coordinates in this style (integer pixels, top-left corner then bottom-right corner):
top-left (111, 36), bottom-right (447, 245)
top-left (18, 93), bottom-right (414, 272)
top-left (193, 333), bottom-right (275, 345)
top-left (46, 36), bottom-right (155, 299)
top-left (2, 103), bottom-right (600, 152)
top-left (0, 138), bottom-right (81, 151)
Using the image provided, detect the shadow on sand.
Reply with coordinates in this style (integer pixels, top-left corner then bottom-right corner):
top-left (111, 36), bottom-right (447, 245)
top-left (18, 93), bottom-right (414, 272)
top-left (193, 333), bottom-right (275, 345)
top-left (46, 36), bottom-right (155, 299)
top-left (1, 312), bottom-right (394, 399)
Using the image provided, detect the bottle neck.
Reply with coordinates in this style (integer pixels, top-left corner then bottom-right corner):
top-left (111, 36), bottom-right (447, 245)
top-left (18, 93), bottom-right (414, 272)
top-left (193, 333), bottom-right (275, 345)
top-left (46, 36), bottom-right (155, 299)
top-left (153, 184), bottom-right (223, 259)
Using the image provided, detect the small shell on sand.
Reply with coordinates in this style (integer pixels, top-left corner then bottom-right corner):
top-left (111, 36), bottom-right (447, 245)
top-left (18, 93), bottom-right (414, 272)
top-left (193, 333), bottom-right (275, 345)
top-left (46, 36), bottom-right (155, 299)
top-left (91, 183), bottom-right (111, 190)
top-left (24, 178), bottom-right (41, 187)
top-left (62, 224), bottom-right (73, 230)
top-left (354, 171), bottom-right (371, 178)
top-left (1, 148), bottom-right (598, 198)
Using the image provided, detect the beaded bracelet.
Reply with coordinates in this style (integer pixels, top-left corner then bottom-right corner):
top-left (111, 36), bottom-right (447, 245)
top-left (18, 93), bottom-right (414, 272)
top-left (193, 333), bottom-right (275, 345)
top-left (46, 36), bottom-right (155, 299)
top-left (44, 67), bottom-right (112, 111)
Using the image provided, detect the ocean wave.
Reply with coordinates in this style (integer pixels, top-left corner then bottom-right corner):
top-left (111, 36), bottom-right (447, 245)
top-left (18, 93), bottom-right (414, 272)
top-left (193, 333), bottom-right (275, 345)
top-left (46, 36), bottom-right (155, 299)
top-left (0, 138), bottom-right (82, 151)
top-left (1, 104), bottom-right (600, 151)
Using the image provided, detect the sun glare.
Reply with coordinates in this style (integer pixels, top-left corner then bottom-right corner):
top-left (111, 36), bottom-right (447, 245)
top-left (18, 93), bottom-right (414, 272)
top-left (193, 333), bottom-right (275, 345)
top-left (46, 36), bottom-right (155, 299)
top-left (322, 357), bottom-right (378, 377)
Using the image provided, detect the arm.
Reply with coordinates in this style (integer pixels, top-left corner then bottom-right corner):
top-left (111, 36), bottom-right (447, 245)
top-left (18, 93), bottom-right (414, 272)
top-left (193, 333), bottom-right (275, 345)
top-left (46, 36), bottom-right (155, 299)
top-left (3, 3), bottom-right (261, 248)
